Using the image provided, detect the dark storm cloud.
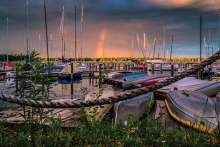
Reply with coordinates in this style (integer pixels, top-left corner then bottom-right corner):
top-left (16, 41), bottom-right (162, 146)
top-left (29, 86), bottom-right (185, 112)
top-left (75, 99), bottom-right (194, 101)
top-left (0, 0), bottom-right (220, 57)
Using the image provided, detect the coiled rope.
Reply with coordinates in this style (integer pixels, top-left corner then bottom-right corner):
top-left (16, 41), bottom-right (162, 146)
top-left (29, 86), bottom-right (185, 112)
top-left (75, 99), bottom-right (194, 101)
top-left (0, 51), bottom-right (219, 108)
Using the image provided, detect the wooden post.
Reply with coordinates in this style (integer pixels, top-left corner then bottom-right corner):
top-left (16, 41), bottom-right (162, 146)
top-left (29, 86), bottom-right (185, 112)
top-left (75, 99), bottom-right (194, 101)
top-left (99, 63), bottom-right (102, 88)
top-left (114, 62), bottom-right (116, 71)
top-left (151, 64), bottom-right (154, 74)
top-left (197, 69), bottom-right (202, 79)
top-left (12, 62), bottom-right (14, 70)
top-left (3, 62), bottom-right (5, 69)
top-left (132, 63), bottom-right (134, 70)
top-left (124, 62), bottom-right (126, 70)
top-left (171, 64), bottom-right (174, 76)
top-left (184, 63), bottom-right (187, 71)
top-left (89, 62), bottom-right (92, 71)
top-left (71, 62), bottom-right (73, 80)
top-left (160, 63), bottom-right (162, 74)
top-left (95, 64), bottom-right (98, 72)
top-left (15, 66), bottom-right (18, 93)
top-left (91, 63), bottom-right (94, 76)
top-left (118, 62), bottom-right (120, 71)
top-left (107, 62), bottom-right (109, 71)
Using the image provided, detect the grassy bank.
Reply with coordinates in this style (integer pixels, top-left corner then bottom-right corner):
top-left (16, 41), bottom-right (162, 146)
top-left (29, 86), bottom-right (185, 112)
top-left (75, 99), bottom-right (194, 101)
top-left (0, 111), bottom-right (218, 147)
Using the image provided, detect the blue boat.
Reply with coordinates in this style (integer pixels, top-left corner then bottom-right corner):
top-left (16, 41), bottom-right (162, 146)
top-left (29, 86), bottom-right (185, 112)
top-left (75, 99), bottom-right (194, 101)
top-left (123, 72), bottom-right (148, 81)
top-left (58, 77), bottom-right (82, 84)
top-left (58, 71), bottom-right (82, 79)
top-left (57, 63), bottom-right (82, 79)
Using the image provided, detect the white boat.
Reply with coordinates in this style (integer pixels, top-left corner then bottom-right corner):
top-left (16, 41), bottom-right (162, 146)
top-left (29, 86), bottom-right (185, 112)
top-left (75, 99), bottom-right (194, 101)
top-left (113, 91), bottom-right (153, 125)
top-left (84, 88), bottom-right (114, 122)
top-left (165, 90), bottom-right (218, 133)
top-left (158, 76), bottom-right (220, 97)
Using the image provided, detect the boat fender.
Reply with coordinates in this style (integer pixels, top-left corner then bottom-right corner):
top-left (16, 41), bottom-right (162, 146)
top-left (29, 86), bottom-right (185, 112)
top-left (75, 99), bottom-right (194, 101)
top-left (182, 90), bottom-right (189, 96)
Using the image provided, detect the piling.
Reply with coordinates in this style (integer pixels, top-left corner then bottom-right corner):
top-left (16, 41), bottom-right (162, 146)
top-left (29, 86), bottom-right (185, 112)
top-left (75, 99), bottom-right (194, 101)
top-left (124, 62), bottom-right (126, 70)
top-left (99, 63), bottom-right (102, 88)
top-left (107, 62), bottom-right (110, 71)
top-left (95, 64), bottom-right (98, 72)
top-left (131, 63), bottom-right (134, 70)
top-left (71, 62), bottom-right (73, 80)
top-left (184, 63), bottom-right (187, 71)
top-left (151, 64), bottom-right (154, 74)
top-left (197, 69), bottom-right (202, 79)
top-left (160, 63), bottom-right (162, 74)
top-left (114, 62), bottom-right (117, 71)
top-left (171, 64), bottom-right (174, 76)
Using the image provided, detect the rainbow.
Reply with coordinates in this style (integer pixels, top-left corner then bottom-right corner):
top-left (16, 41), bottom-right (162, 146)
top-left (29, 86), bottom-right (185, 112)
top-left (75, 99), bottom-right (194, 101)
top-left (96, 29), bottom-right (105, 58)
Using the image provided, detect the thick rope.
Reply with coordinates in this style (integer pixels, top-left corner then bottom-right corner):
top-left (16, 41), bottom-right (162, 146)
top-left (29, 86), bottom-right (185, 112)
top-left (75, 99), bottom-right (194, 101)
top-left (0, 51), bottom-right (219, 108)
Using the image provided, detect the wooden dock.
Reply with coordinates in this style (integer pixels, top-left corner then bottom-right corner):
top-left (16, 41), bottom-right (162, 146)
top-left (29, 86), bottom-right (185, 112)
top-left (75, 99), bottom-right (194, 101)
top-left (0, 104), bottom-right (84, 127)
top-left (0, 99), bottom-right (188, 131)
top-left (152, 100), bottom-right (186, 131)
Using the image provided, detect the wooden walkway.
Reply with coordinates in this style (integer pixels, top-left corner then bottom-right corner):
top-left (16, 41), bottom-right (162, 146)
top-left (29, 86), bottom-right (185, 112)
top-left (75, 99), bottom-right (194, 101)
top-left (0, 104), bottom-right (84, 127)
top-left (0, 99), bottom-right (188, 131)
top-left (152, 100), bottom-right (186, 131)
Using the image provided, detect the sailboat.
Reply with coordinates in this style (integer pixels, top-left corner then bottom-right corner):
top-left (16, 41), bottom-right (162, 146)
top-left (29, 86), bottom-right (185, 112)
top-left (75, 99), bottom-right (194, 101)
top-left (52, 5), bottom-right (82, 79)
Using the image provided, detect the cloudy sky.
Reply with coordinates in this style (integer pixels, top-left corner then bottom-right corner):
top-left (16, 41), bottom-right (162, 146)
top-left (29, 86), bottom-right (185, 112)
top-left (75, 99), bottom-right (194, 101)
top-left (0, 0), bottom-right (220, 59)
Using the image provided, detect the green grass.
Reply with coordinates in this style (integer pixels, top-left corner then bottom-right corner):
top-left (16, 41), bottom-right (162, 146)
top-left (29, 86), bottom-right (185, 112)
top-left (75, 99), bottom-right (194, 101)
top-left (0, 111), bottom-right (219, 147)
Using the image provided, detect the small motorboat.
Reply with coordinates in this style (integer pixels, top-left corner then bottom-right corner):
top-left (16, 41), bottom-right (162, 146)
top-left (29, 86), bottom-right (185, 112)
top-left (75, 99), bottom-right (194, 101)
top-left (141, 77), bottom-right (169, 87)
top-left (113, 91), bottom-right (154, 125)
top-left (84, 88), bottom-right (115, 122)
top-left (57, 63), bottom-right (82, 79)
top-left (157, 76), bottom-right (220, 97)
top-left (165, 90), bottom-right (218, 133)
top-left (120, 73), bottom-right (170, 89)
top-left (105, 70), bottom-right (145, 79)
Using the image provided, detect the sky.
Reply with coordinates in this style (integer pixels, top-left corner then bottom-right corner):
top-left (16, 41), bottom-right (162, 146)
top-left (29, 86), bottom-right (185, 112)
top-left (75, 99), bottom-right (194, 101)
top-left (0, 0), bottom-right (220, 59)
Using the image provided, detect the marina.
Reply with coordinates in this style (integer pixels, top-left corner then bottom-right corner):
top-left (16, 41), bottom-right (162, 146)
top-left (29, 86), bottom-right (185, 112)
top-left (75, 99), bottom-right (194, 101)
top-left (1, 60), bottom-right (220, 132)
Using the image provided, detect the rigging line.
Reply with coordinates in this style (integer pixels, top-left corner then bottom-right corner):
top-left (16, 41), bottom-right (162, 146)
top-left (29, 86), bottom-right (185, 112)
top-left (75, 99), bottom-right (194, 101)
top-left (147, 38), bottom-right (156, 58)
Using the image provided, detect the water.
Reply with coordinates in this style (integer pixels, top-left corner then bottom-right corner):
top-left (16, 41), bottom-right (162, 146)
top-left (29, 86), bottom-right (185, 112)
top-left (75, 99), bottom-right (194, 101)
top-left (0, 76), bottom-right (102, 100)
top-left (0, 69), bottom-right (178, 106)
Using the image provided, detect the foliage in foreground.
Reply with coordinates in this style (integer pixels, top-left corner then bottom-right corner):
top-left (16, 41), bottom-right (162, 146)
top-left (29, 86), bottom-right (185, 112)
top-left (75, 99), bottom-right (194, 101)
top-left (0, 112), bottom-right (219, 147)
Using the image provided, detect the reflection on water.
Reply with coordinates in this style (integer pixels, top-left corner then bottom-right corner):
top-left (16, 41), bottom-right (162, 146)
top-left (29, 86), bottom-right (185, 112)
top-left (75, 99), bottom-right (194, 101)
top-left (0, 76), bottom-right (101, 102)
top-left (50, 77), bottom-right (100, 100)
top-left (0, 70), bottom-right (177, 104)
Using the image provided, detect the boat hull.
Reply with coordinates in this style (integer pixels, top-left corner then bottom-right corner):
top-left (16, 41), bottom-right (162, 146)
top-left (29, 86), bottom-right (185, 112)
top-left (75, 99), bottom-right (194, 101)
top-left (141, 77), bottom-right (169, 87)
top-left (84, 89), bottom-right (114, 122)
top-left (113, 92), bottom-right (153, 125)
top-left (166, 90), bottom-right (218, 133)
top-left (58, 72), bottom-right (82, 79)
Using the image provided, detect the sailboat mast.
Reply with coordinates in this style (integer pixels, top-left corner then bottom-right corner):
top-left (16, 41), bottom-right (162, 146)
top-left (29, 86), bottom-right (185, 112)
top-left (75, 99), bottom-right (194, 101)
top-left (200, 15), bottom-right (202, 62)
top-left (75, 5), bottom-right (77, 60)
top-left (2, 35), bottom-right (5, 61)
top-left (80, 4), bottom-right (84, 60)
top-left (27, 0), bottom-right (30, 62)
top-left (44, 1), bottom-right (49, 62)
top-left (158, 33), bottom-right (162, 59)
top-left (131, 35), bottom-right (133, 58)
top-left (163, 25), bottom-right (166, 61)
top-left (219, 9), bottom-right (220, 51)
top-left (6, 17), bottom-right (9, 62)
top-left (170, 35), bottom-right (174, 61)
top-left (60, 5), bottom-right (65, 58)
top-left (153, 35), bottom-right (157, 59)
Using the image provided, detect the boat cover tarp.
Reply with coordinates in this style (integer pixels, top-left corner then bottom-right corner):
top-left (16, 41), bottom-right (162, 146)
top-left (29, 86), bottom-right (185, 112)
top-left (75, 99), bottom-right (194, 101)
top-left (166, 90), bottom-right (218, 130)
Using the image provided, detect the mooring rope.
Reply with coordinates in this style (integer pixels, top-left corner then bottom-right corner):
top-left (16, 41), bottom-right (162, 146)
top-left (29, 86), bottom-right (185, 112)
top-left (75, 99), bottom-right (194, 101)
top-left (0, 51), bottom-right (219, 108)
